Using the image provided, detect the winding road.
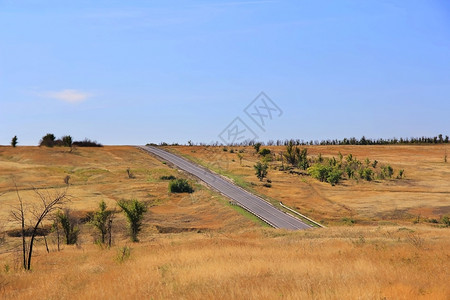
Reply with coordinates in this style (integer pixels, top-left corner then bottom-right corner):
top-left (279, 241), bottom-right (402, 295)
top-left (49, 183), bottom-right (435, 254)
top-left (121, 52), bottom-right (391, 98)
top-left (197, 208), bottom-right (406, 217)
top-left (138, 146), bottom-right (311, 230)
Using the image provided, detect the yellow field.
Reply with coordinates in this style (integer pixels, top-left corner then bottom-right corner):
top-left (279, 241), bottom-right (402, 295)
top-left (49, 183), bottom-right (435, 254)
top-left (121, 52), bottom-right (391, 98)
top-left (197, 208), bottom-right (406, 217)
top-left (0, 145), bottom-right (449, 299)
top-left (169, 145), bottom-right (450, 225)
top-left (1, 226), bottom-right (449, 299)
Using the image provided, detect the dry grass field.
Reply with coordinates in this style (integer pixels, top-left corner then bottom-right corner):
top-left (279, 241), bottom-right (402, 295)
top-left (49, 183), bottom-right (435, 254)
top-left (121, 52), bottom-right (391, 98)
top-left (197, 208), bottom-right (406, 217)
top-left (170, 145), bottom-right (450, 226)
top-left (0, 145), bottom-right (449, 299)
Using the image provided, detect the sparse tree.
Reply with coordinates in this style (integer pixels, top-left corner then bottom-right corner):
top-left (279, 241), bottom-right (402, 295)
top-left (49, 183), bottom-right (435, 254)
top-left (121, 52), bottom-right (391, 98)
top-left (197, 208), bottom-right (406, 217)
top-left (39, 133), bottom-right (56, 147)
top-left (62, 135), bottom-right (72, 147)
top-left (237, 153), bottom-right (243, 166)
top-left (253, 142), bottom-right (261, 154)
top-left (11, 184), bottom-right (68, 270)
top-left (359, 167), bottom-right (373, 181)
top-left (381, 165), bottom-right (394, 178)
top-left (117, 199), bottom-right (147, 242)
top-left (254, 162), bottom-right (268, 181)
top-left (284, 141), bottom-right (297, 166)
top-left (372, 160), bottom-right (378, 168)
top-left (11, 136), bottom-right (18, 147)
top-left (317, 153), bottom-right (323, 163)
top-left (56, 209), bottom-right (79, 245)
top-left (91, 200), bottom-right (114, 244)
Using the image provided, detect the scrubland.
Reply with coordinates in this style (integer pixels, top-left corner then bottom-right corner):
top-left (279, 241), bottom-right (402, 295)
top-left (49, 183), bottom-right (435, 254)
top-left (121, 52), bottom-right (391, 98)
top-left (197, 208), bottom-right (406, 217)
top-left (0, 145), bottom-right (449, 299)
top-left (170, 145), bottom-right (450, 226)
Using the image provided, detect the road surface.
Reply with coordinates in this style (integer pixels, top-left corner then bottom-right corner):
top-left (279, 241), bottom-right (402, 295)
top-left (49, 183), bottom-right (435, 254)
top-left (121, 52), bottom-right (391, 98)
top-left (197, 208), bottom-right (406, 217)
top-left (138, 146), bottom-right (311, 230)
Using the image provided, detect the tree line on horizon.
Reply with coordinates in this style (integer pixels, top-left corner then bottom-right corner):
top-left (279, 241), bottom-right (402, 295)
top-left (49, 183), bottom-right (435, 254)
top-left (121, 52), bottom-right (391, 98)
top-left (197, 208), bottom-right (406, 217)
top-left (149, 133), bottom-right (449, 147)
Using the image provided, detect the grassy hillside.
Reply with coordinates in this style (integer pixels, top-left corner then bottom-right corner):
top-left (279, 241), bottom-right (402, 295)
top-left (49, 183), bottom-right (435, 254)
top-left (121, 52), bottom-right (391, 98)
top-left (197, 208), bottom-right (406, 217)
top-left (169, 145), bottom-right (450, 226)
top-left (0, 146), bottom-right (449, 299)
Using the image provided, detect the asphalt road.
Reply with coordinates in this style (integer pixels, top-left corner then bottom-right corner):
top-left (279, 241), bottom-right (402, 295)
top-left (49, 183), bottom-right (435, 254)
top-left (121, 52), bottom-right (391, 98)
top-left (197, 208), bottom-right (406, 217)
top-left (138, 146), bottom-right (311, 230)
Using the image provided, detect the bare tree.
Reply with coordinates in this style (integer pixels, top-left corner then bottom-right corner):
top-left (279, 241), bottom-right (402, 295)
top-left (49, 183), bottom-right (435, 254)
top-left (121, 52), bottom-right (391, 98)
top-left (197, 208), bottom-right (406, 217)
top-left (10, 182), bottom-right (27, 269)
top-left (11, 184), bottom-right (68, 270)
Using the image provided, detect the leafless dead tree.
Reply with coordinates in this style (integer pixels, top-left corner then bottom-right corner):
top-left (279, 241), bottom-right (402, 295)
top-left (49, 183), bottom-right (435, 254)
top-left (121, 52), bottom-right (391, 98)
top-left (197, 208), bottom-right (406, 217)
top-left (11, 183), bottom-right (68, 270)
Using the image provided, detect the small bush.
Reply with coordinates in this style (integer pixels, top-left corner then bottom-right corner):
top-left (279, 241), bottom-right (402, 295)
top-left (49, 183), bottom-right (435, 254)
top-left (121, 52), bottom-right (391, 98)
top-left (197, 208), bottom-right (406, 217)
top-left (169, 179), bottom-right (194, 193)
top-left (126, 168), bottom-right (135, 179)
top-left (57, 209), bottom-right (79, 245)
top-left (263, 183), bottom-right (272, 188)
top-left (342, 217), bottom-right (355, 225)
top-left (160, 175), bottom-right (176, 180)
top-left (222, 147), bottom-right (228, 152)
top-left (254, 162), bottom-right (268, 181)
top-left (442, 215), bottom-right (450, 227)
top-left (327, 168), bottom-right (343, 186)
top-left (253, 143), bottom-right (262, 153)
top-left (308, 164), bottom-right (331, 182)
top-left (259, 148), bottom-right (271, 156)
top-left (360, 167), bottom-right (373, 181)
top-left (116, 246), bottom-right (131, 263)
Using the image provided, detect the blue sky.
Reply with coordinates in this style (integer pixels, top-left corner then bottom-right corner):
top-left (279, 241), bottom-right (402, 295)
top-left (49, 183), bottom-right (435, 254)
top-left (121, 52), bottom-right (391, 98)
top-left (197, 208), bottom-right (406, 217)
top-left (1, 0), bottom-right (449, 145)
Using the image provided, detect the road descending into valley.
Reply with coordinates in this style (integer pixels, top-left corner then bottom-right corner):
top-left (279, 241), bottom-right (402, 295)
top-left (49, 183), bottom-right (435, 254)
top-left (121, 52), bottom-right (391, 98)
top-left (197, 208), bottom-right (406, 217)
top-left (138, 146), bottom-right (311, 230)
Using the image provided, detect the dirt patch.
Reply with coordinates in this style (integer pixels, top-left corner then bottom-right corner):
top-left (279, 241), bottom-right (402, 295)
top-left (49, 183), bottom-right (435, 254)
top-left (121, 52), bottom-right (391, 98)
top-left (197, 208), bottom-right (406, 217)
top-left (7, 225), bottom-right (51, 237)
top-left (155, 225), bottom-right (207, 234)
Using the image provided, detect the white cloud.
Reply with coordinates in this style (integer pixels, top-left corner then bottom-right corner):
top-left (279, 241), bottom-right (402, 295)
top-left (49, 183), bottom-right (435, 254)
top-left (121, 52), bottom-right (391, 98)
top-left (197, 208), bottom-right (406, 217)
top-left (41, 89), bottom-right (92, 103)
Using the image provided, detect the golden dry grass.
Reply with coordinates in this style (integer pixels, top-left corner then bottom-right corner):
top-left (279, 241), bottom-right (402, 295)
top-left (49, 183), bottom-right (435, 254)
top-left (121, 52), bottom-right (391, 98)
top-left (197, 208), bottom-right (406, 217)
top-left (0, 146), bottom-right (256, 233)
top-left (1, 226), bottom-right (449, 299)
top-left (170, 145), bottom-right (450, 225)
top-left (0, 145), bottom-right (449, 299)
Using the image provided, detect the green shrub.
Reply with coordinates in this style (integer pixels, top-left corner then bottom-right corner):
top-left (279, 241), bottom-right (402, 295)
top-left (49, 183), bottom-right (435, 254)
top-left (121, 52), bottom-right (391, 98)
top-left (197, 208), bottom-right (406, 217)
top-left (254, 162), bottom-right (268, 181)
top-left (169, 179), bottom-right (194, 193)
top-left (307, 164), bottom-right (331, 182)
top-left (442, 215), bottom-right (450, 227)
top-left (90, 200), bottom-right (113, 244)
top-left (263, 183), bottom-right (272, 188)
top-left (342, 217), bottom-right (355, 225)
top-left (327, 168), bottom-right (343, 186)
top-left (259, 148), bottom-right (271, 156)
top-left (160, 175), bottom-right (176, 180)
top-left (381, 165), bottom-right (394, 178)
top-left (56, 209), bottom-right (79, 245)
top-left (117, 199), bottom-right (147, 242)
top-left (360, 167), bottom-right (373, 181)
top-left (253, 143), bottom-right (261, 154)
